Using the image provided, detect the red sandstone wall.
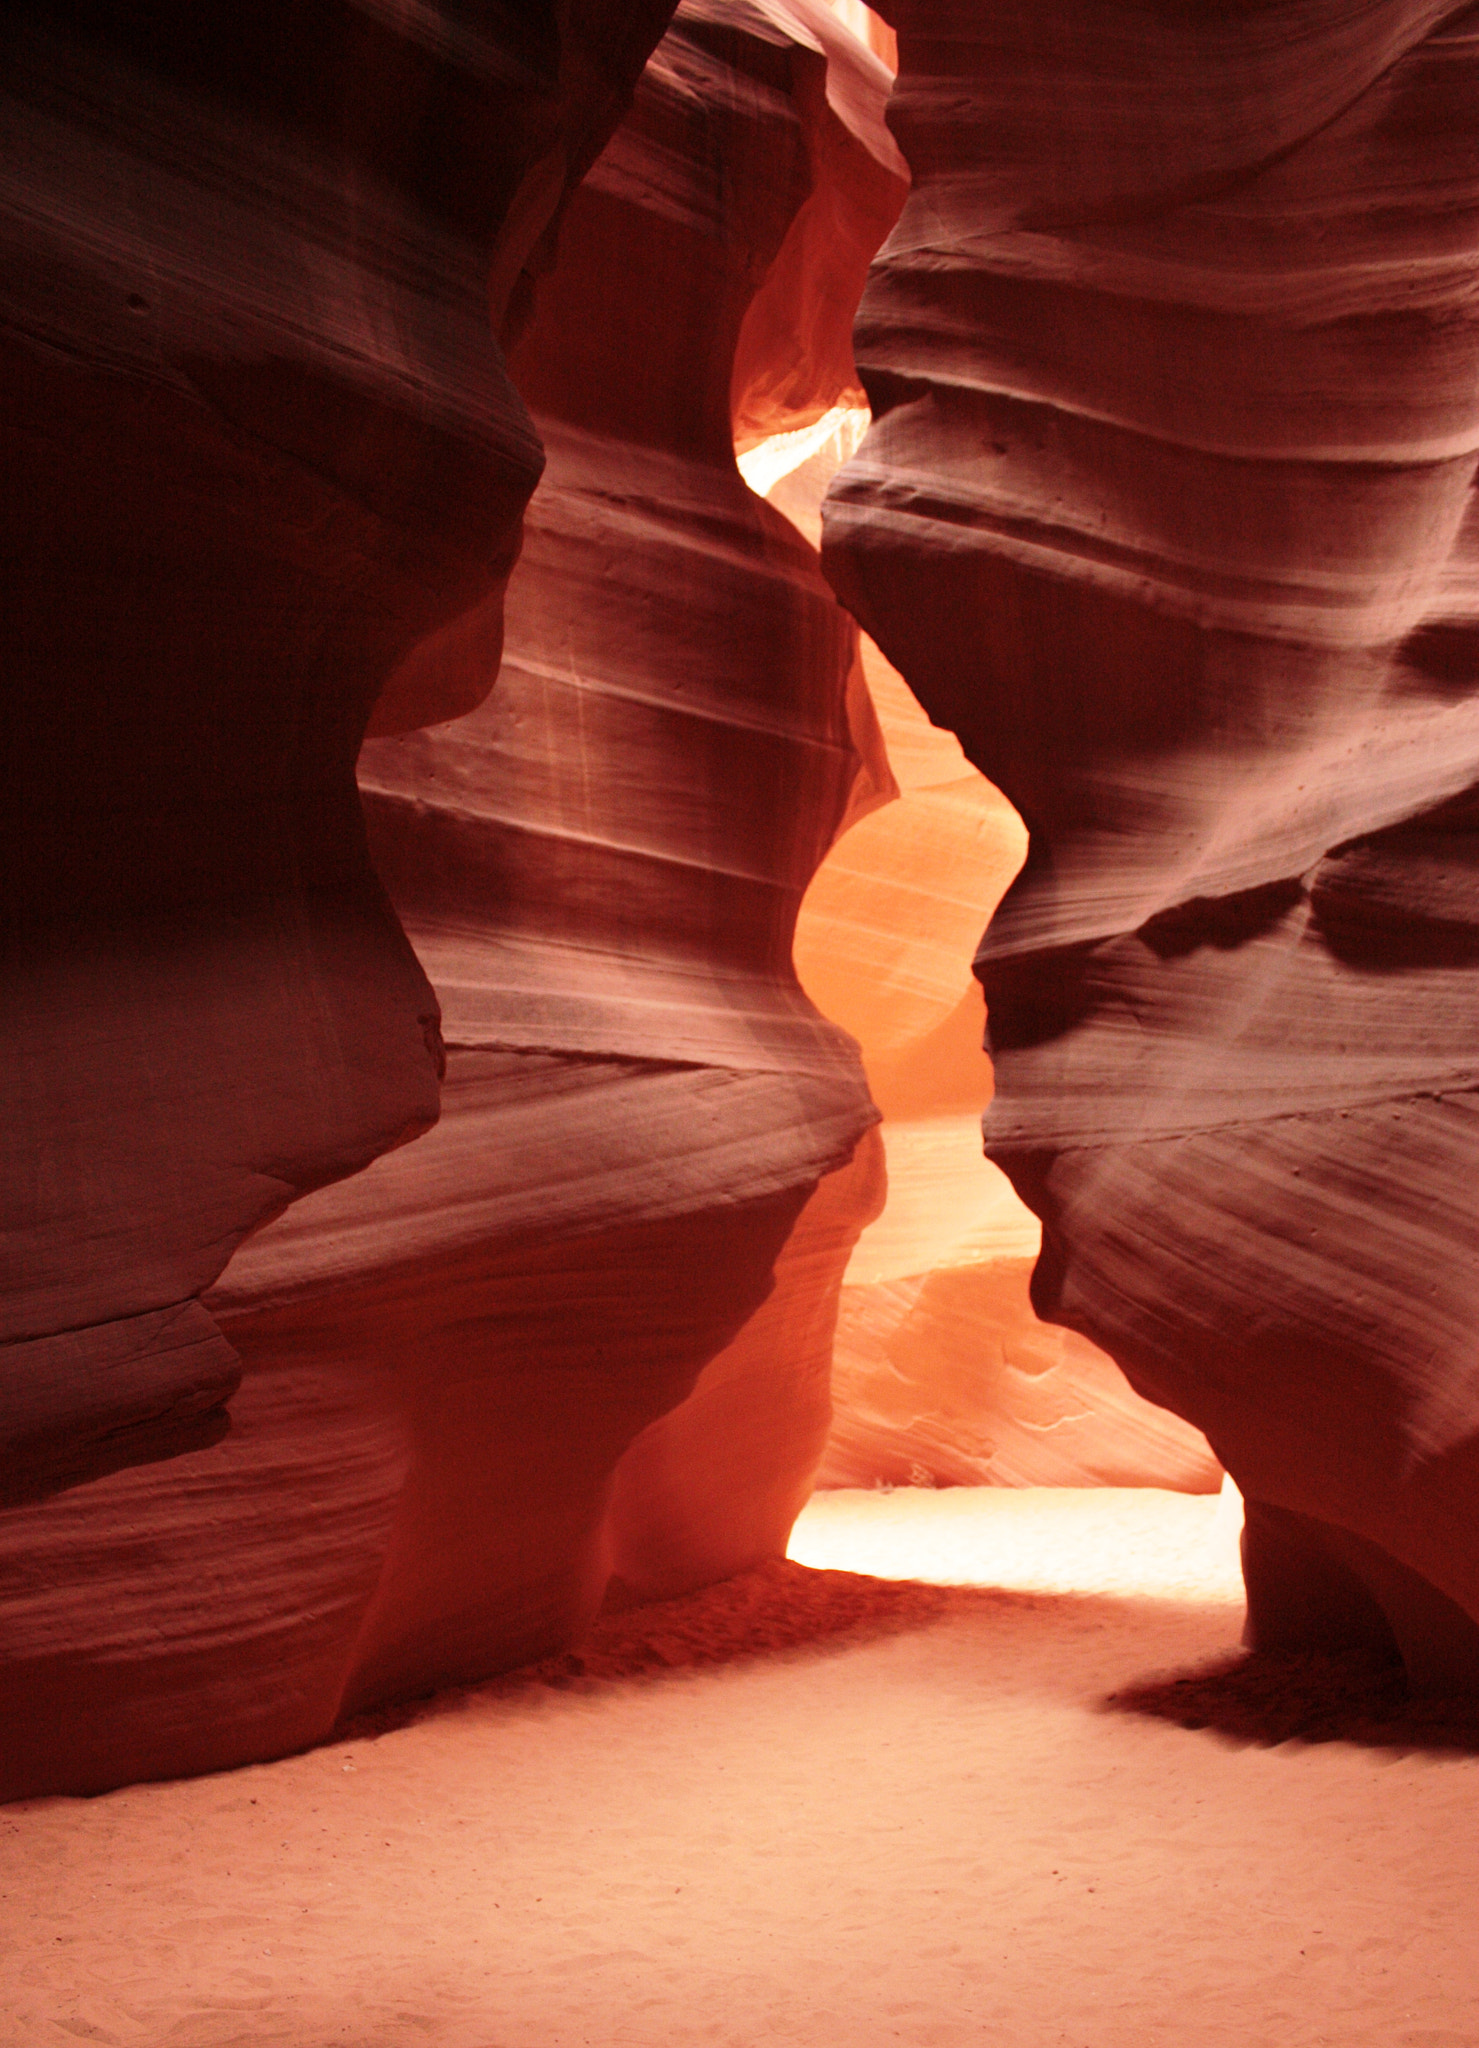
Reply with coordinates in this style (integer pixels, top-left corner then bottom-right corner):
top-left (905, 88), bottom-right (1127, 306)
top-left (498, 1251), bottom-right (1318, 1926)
top-left (0, 0), bottom-right (674, 1505)
top-left (0, 1), bottom-right (901, 1798)
top-left (348, 0), bottom-right (905, 1626)
top-left (824, 0), bottom-right (1479, 1682)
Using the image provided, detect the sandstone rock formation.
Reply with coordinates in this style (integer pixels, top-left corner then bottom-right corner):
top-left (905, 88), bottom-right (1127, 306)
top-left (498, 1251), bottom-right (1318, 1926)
top-left (0, 0), bottom-right (900, 1798)
top-left (1, 0), bottom-right (674, 1506)
top-left (825, 0), bottom-right (1479, 1681)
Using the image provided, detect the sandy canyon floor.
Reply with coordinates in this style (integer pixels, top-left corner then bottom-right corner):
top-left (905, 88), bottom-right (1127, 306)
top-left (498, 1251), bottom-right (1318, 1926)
top-left (4, 1486), bottom-right (1477, 2047)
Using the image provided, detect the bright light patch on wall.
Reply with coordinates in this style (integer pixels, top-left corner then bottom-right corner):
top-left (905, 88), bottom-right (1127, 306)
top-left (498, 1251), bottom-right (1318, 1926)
top-left (826, 0), bottom-right (898, 71)
top-left (788, 1477), bottom-right (1247, 1603)
top-left (735, 403), bottom-right (871, 501)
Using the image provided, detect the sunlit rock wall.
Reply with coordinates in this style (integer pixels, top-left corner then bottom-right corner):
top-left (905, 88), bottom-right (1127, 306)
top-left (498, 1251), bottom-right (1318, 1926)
top-left (799, 645), bottom-right (1220, 1491)
top-left (825, 1), bottom-right (1479, 1680)
top-left (0, 0), bottom-right (897, 1799)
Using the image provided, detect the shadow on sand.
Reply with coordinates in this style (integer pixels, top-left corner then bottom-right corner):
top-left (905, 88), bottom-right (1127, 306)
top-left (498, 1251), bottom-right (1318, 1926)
top-left (1105, 1648), bottom-right (1479, 1755)
top-left (337, 1559), bottom-right (1012, 1741)
top-left (339, 1555), bottom-right (1479, 1759)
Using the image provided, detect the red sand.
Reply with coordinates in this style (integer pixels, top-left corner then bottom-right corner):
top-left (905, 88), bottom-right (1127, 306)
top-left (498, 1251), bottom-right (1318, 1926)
top-left (4, 1487), bottom-right (1477, 2047)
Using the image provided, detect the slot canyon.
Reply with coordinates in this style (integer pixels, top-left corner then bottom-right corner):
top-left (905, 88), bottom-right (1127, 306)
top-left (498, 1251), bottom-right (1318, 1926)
top-left (4, 2), bottom-right (1479, 2043)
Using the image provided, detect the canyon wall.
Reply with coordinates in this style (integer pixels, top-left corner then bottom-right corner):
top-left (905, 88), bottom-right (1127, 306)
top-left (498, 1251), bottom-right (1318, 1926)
top-left (0, 1), bottom-right (896, 1798)
top-left (825, 1), bottom-right (1479, 1681)
top-left (1, 0), bottom-right (674, 1506)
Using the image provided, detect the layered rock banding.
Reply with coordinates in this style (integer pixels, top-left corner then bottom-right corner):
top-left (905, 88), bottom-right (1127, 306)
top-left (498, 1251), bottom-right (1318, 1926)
top-left (344, 0), bottom-right (904, 1629)
top-left (1, 0), bottom-right (675, 1505)
top-left (0, 0), bottom-right (901, 1797)
top-left (825, 1), bottom-right (1479, 1678)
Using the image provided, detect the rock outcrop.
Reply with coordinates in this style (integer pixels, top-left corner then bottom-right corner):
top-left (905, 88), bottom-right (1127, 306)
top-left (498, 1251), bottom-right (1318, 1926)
top-left (0, 0), bottom-right (899, 1798)
top-left (825, 1), bottom-right (1479, 1679)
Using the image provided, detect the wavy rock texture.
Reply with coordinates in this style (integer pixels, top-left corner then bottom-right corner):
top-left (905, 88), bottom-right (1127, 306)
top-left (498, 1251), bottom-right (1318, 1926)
top-left (350, 0), bottom-right (903, 1622)
top-left (0, 0), bottom-right (675, 1504)
top-left (826, 1), bottom-right (1479, 1679)
top-left (0, 0), bottom-right (899, 1799)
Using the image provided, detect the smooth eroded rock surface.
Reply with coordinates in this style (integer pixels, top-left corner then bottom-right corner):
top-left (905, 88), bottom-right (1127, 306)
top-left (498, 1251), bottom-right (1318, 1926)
top-left (1, 0), bottom-right (674, 1498)
top-left (0, 0), bottom-right (901, 1798)
top-left (766, 424), bottom-right (1218, 1492)
top-left (825, 0), bottom-right (1479, 1677)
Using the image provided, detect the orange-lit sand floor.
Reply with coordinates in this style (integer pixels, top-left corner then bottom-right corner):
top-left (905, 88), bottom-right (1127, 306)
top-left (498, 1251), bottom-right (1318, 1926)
top-left (5, 1487), bottom-right (1478, 2048)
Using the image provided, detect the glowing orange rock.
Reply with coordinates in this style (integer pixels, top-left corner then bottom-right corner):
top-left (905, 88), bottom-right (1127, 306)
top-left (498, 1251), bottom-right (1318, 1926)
top-left (740, 387), bottom-right (1219, 1490)
top-left (797, 638), bottom-right (1219, 1490)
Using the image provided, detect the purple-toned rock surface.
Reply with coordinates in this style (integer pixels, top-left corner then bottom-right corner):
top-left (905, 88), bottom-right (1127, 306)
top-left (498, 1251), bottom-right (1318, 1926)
top-left (825, 0), bottom-right (1479, 1682)
top-left (1, 0), bottom-right (674, 1504)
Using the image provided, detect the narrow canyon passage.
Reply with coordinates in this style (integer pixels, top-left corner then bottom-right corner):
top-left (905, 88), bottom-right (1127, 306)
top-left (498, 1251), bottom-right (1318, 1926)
top-left (749, 409), bottom-right (1224, 1497)
top-left (5, 1489), bottom-right (1477, 2048)
top-left (8, 5), bottom-right (1479, 2039)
